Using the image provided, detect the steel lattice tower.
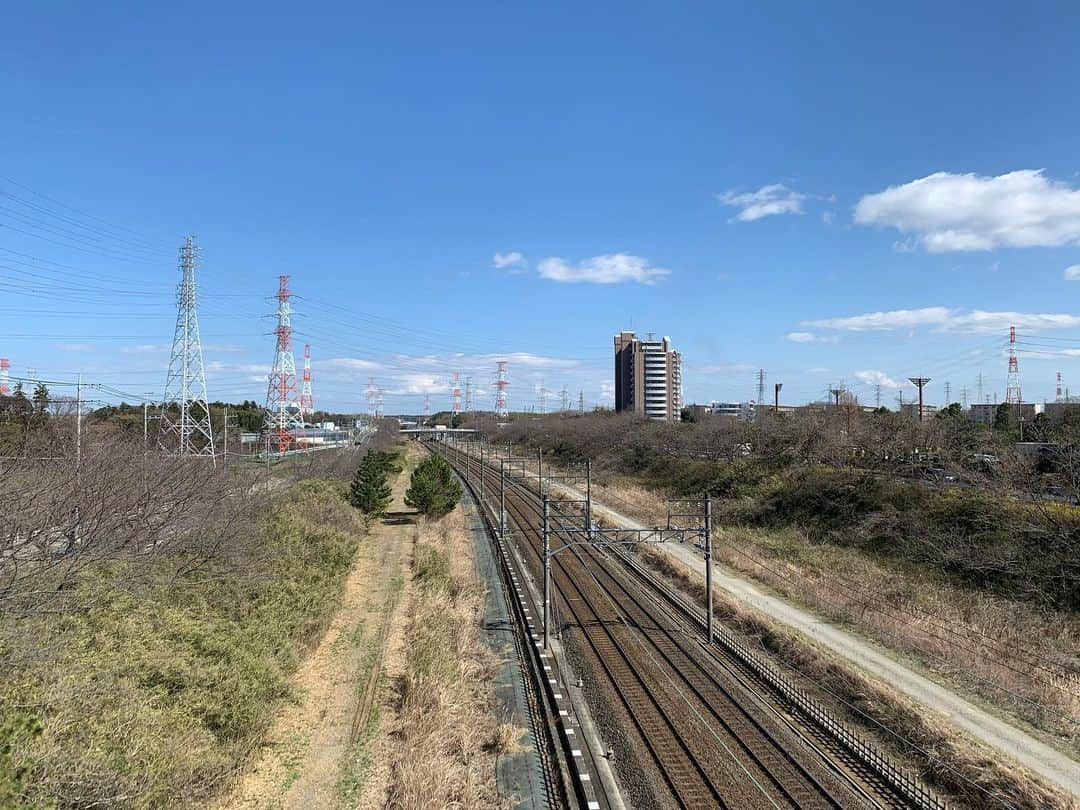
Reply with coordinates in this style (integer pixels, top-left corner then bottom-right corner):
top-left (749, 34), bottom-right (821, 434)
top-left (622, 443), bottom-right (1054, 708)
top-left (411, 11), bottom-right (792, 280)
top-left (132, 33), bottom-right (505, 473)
top-left (494, 360), bottom-right (508, 417)
top-left (1005, 325), bottom-right (1022, 404)
top-left (464, 376), bottom-right (473, 413)
top-left (300, 343), bottom-right (314, 418)
top-left (0, 358), bottom-right (9, 396)
top-left (160, 236), bottom-right (215, 460)
top-left (264, 275), bottom-right (304, 451)
top-left (423, 394), bottom-right (431, 421)
top-left (451, 372), bottom-right (462, 417)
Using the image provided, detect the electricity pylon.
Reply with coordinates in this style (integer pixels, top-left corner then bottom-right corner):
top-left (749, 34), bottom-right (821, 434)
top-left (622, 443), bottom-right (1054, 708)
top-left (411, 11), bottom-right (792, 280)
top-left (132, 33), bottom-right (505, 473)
top-left (160, 236), bottom-right (215, 461)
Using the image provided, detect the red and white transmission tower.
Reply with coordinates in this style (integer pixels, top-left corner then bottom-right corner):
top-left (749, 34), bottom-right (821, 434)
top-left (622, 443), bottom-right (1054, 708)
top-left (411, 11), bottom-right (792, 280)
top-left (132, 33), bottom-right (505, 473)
top-left (494, 360), bottom-right (508, 418)
top-left (0, 358), bottom-right (9, 396)
top-left (300, 344), bottom-right (314, 418)
top-left (1004, 325), bottom-right (1022, 404)
top-left (264, 275), bottom-right (304, 451)
top-left (451, 372), bottom-right (462, 417)
top-left (366, 377), bottom-right (378, 418)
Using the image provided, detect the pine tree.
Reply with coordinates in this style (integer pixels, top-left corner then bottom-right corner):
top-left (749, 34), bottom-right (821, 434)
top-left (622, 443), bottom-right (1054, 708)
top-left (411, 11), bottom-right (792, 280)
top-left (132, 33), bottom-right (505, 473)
top-left (348, 452), bottom-right (393, 516)
top-left (404, 454), bottom-right (462, 518)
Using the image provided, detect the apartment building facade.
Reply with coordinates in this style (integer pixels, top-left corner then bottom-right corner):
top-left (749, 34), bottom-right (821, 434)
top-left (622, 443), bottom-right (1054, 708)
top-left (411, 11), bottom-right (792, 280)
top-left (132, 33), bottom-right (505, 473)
top-left (613, 331), bottom-right (682, 421)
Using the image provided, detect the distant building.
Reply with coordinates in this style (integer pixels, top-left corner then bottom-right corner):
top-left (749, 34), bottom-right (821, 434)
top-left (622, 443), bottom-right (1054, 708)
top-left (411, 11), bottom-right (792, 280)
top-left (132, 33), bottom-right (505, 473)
top-left (1042, 401), bottom-right (1080, 425)
top-left (968, 402), bottom-right (1038, 427)
top-left (614, 331), bottom-right (682, 421)
top-left (900, 402), bottom-right (939, 422)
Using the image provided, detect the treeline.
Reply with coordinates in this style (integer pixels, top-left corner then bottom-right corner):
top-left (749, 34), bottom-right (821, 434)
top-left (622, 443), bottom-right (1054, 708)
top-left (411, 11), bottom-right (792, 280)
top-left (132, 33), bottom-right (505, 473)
top-left (495, 411), bottom-right (1080, 611)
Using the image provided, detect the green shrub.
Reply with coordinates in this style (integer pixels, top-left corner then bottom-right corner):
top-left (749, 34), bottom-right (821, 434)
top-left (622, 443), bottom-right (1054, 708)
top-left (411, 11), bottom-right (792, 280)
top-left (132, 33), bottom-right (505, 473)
top-left (348, 452), bottom-right (394, 516)
top-left (404, 455), bottom-right (461, 519)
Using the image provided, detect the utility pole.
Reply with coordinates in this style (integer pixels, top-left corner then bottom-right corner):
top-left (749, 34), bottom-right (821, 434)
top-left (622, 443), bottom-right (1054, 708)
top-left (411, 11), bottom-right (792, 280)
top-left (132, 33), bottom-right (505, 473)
top-left (756, 369), bottom-right (766, 422)
top-left (704, 497), bottom-right (713, 645)
top-left (773, 382), bottom-right (782, 414)
top-left (585, 458), bottom-right (593, 543)
top-left (542, 494), bottom-right (551, 649)
top-left (909, 377), bottom-right (930, 423)
top-left (499, 461), bottom-right (506, 541)
top-left (479, 441), bottom-right (484, 499)
top-left (75, 374), bottom-right (83, 486)
top-left (829, 387), bottom-right (844, 407)
top-left (223, 404), bottom-right (229, 469)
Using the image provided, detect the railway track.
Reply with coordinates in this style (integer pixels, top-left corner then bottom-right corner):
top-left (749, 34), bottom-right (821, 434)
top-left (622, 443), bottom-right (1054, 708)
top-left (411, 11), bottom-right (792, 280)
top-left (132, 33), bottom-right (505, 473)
top-left (437, 441), bottom-right (936, 810)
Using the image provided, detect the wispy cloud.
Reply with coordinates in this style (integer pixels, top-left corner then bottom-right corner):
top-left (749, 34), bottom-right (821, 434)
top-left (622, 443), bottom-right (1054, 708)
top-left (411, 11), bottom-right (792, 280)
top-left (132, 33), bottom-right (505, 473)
top-left (855, 170), bottom-right (1080, 252)
top-left (717, 183), bottom-right (806, 222)
top-left (786, 331), bottom-right (838, 344)
top-left (803, 306), bottom-right (1080, 334)
top-left (1064, 264), bottom-right (1080, 281)
top-left (121, 343), bottom-right (170, 354)
top-left (492, 251), bottom-right (527, 270)
top-left (537, 253), bottom-right (670, 285)
top-left (56, 343), bottom-right (94, 352)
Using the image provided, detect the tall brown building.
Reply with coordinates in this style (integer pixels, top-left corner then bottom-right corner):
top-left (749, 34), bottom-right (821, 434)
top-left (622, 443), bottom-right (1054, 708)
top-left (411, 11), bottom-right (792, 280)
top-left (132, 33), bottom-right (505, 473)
top-left (613, 331), bottom-right (682, 421)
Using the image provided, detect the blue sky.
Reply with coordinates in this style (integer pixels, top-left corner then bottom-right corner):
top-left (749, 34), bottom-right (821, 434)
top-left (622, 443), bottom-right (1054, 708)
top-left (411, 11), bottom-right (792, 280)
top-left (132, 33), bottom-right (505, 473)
top-left (3, 1), bottom-right (1080, 412)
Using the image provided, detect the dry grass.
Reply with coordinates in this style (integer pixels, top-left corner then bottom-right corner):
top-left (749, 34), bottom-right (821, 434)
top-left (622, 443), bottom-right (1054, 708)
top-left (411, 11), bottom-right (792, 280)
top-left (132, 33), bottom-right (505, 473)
top-left (384, 510), bottom-right (510, 810)
top-left (637, 544), bottom-right (1074, 810)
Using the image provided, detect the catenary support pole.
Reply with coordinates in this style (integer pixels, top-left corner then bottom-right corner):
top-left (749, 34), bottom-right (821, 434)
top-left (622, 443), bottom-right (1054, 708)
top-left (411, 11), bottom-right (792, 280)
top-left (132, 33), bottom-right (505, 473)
top-left (705, 496), bottom-right (713, 644)
top-left (500, 462), bottom-right (506, 541)
top-left (223, 405), bottom-right (229, 469)
top-left (479, 441), bottom-right (484, 502)
top-left (543, 494), bottom-right (551, 650)
top-left (586, 457), bottom-right (593, 543)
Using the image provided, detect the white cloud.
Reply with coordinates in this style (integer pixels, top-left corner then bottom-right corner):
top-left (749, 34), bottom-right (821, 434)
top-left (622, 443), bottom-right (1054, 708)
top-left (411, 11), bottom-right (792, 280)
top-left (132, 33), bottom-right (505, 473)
top-left (121, 343), bottom-right (170, 354)
top-left (1064, 264), bottom-right (1080, 281)
top-left (317, 357), bottom-right (382, 373)
top-left (492, 251), bottom-right (526, 270)
top-left (822, 210), bottom-right (835, 226)
top-left (56, 343), bottom-right (94, 352)
top-left (717, 183), bottom-right (806, 222)
top-left (786, 331), bottom-right (839, 344)
top-left (804, 306), bottom-right (1080, 334)
top-left (537, 253), bottom-right (670, 285)
top-left (854, 370), bottom-right (901, 389)
top-left (386, 374), bottom-right (448, 396)
top-left (855, 170), bottom-right (1080, 252)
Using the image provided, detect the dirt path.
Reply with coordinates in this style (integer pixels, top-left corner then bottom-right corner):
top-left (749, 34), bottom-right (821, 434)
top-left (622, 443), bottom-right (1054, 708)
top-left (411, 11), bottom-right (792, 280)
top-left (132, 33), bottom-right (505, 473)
top-left (216, 448), bottom-right (418, 810)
